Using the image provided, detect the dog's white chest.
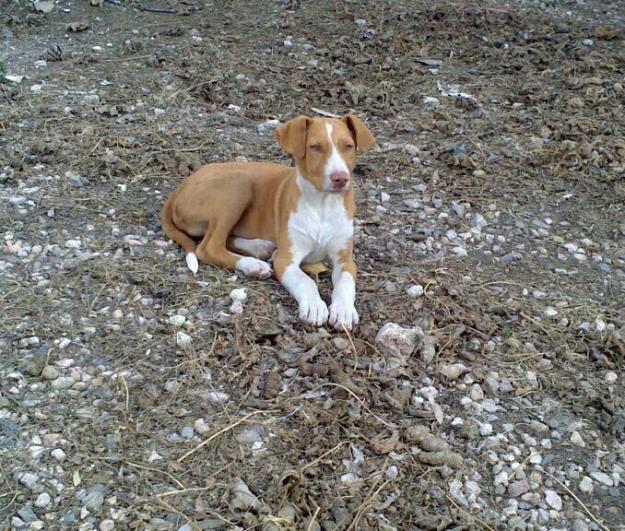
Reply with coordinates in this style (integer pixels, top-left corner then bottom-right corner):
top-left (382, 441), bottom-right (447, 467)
top-left (287, 193), bottom-right (353, 263)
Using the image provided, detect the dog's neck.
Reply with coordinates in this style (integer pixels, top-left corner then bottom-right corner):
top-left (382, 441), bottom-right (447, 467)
top-left (295, 169), bottom-right (348, 207)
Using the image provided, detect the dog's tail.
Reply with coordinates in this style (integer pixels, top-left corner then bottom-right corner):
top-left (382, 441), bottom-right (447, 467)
top-left (161, 190), bottom-right (199, 274)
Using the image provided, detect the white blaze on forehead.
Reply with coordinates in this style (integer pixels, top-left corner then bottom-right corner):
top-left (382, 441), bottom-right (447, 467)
top-left (324, 123), bottom-right (349, 178)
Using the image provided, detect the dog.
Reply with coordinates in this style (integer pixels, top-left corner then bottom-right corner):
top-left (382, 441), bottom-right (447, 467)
top-left (161, 114), bottom-right (375, 330)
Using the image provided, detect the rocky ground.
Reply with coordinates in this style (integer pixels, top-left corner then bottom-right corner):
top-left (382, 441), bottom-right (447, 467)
top-left (1, 0), bottom-right (625, 530)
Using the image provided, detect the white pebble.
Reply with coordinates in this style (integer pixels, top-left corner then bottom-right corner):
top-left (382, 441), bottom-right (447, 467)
top-left (479, 423), bottom-right (493, 436)
top-left (229, 288), bottom-right (248, 302)
top-left (176, 331), bottom-right (192, 347)
top-left (51, 448), bottom-right (66, 462)
top-left (169, 315), bottom-right (186, 327)
top-left (544, 307), bottom-right (558, 317)
top-left (544, 489), bottom-right (562, 510)
top-left (35, 492), bottom-right (52, 508)
top-left (604, 371), bottom-right (618, 384)
top-left (570, 431), bottom-right (586, 447)
top-left (406, 284), bottom-right (424, 297)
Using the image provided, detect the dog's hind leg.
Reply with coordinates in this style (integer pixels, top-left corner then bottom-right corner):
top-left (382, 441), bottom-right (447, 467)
top-left (196, 209), bottom-right (273, 279)
top-left (227, 238), bottom-right (276, 260)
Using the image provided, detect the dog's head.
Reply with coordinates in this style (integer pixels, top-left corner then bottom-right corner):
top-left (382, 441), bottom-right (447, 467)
top-left (275, 115), bottom-right (375, 193)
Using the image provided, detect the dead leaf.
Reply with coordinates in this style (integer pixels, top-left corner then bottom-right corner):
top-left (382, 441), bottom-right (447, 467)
top-left (302, 262), bottom-right (329, 276)
top-left (73, 470), bottom-right (81, 486)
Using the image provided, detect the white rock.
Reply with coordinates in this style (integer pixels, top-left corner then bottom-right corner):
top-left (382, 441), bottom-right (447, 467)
top-left (207, 391), bottom-right (230, 404)
top-left (257, 119), bottom-right (281, 135)
top-left (18, 472), bottom-right (39, 489)
top-left (147, 450), bottom-right (163, 463)
top-left (375, 323), bottom-right (423, 358)
top-left (423, 96), bottom-right (440, 108)
top-left (570, 431), bottom-right (586, 447)
top-left (229, 288), bottom-right (248, 302)
top-left (229, 301), bottom-right (244, 314)
top-left (494, 470), bottom-right (509, 486)
top-left (438, 363), bottom-right (469, 381)
top-left (544, 489), bottom-right (562, 510)
top-left (51, 448), bottom-right (66, 462)
top-left (65, 239), bottom-right (81, 249)
top-left (470, 384), bottom-right (484, 401)
top-left (51, 377), bottom-right (74, 390)
top-left (99, 520), bottom-right (115, 531)
top-left (194, 418), bottom-right (211, 435)
top-left (529, 452), bottom-right (542, 465)
top-left (604, 371), bottom-right (618, 384)
top-left (41, 366), bottom-right (59, 380)
top-left (385, 465), bottom-right (399, 480)
top-left (479, 423), bottom-right (493, 436)
top-left (169, 315), bottom-right (186, 327)
top-left (590, 471), bottom-right (613, 486)
top-left (35, 492), bottom-right (52, 508)
top-left (406, 284), bottom-right (424, 297)
top-left (579, 476), bottom-right (594, 494)
top-left (452, 246), bottom-right (468, 258)
top-left (595, 318), bottom-right (606, 332)
top-left (544, 307), bottom-right (558, 317)
top-left (176, 331), bottom-right (192, 347)
top-left (380, 192), bottom-right (390, 202)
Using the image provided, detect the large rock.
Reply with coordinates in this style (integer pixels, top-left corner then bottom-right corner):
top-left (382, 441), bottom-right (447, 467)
top-left (375, 323), bottom-right (423, 358)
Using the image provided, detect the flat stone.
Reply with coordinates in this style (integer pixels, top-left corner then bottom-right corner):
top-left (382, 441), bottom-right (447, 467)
top-left (590, 471), bottom-right (613, 486)
top-left (544, 489), bottom-right (562, 510)
top-left (508, 480), bottom-right (530, 497)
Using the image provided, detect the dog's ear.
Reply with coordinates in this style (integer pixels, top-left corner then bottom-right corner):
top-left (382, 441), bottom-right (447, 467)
top-left (342, 114), bottom-right (376, 153)
top-left (275, 116), bottom-right (310, 159)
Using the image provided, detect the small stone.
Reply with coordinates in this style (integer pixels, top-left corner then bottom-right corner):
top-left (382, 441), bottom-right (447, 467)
top-left (181, 426), bottom-right (194, 439)
top-left (604, 371), bottom-right (618, 384)
top-left (579, 476), bottom-right (594, 494)
top-left (176, 331), bottom-right (192, 346)
top-left (18, 472), bottom-right (38, 489)
top-left (35, 492), bottom-right (51, 508)
top-left (332, 337), bottom-right (349, 350)
top-left (529, 452), bottom-right (542, 465)
top-left (479, 423), bottom-right (493, 436)
top-left (572, 520), bottom-right (589, 531)
top-left (544, 307), bottom-right (558, 317)
top-left (257, 119), bottom-right (281, 135)
top-left (570, 431), bottom-right (586, 447)
top-left (452, 246), bottom-right (468, 258)
top-left (406, 284), bottom-right (424, 297)
top-left (99, 520), bottom-right (115, 531)
top-left (168, 315), bottom-right (186, 327)
top-left (380, 192), bottom-right (390, 202)
top-left (385, 465), bottom-right (399, 480)
top-left (590, 471), bottom-right (613, 486)
top-left (65, 239), bottom-right (81, 249)
top-left (41, 366), bottom-right (59, 380)
top-left (544, 489), bottom-right (562, 510)
top-left (82, 484), bottom-right (106, 512)
top-left (229, 288), bottom-right (247, 302)
top-left (51, 376), bottom-right (74, 390)
top-left (375, 323), bottom-right (423, 358)
top-left (469, 384), bottom-right (484, 401)
top-left (51, 448), bottom-right (66, 462)
top-left (17, 505), bottom-right (38, 523)
top-left (508, 479), bottom-right (530, 497)
top-left (438, 363), bottom-right (469, 381)
top-left (194, 418), bottom-right (211, 435)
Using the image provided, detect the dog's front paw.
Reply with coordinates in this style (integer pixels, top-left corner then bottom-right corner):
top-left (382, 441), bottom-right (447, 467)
top-left (236, 257), bottom-right (273, 279)
top-left (329, 301), bottom-right (359, 331)
top-left (299, 297), bottom-right (329, 327)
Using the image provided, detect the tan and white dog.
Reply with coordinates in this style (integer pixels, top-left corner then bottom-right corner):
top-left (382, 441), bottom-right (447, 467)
top-left (161, 114), bottom-right (375, 330)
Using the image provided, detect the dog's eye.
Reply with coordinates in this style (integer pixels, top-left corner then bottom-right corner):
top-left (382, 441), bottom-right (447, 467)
top-left (344, 143), bottom-right (355, 150)
top-left (309, 144), bottom-right (323, 152)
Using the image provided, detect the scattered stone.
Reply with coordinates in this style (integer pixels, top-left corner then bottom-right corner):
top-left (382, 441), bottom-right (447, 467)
top-left (570, 431), bottom-right (586, 447)
top-left (579, 476), bottom-right (594, 494)
top-left (18, 472), bottom-right (39, 489)
top-left (169, 315), bottom-right (186, 327)
top-left (99, 520), bottom-right (115, 531)
top-left (438, 363), bottom-right (469, 381)
top-left (406, 284), bottom-right (424, 297)
top-left (229, 288), bottom-right (247, 302)
top-left (51, 376), bottom-right (74, 390)
top-left (229, 478), bottom-right (262, 510)
top-left (34, 492), bottom-right (51, 508)
top-left (257, 119), bottom-right (281, 135)
top-left (51, 448), bottom-right (66, 462)
top-left (590, 471), bottom-right (613, 487)
top-left (41, 366), bottom-right (59, 380)
top-left (544, 489), bottom-right (562, 510)
top-left (508, 480), bottom-right (530, 497)
top-left (194, 418), bottom-right (211, 435)
top-left (176, 331), bottom-right (192, 347)
top-left (375, 323), bottom-right (423, 358)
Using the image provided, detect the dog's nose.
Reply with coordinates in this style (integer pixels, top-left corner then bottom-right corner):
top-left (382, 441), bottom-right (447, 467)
top-left (331, 171), bottom-right (350, 190)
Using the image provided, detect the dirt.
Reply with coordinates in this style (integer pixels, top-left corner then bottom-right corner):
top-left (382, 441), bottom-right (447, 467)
top-left (1, 0), bottom-right (624, 530)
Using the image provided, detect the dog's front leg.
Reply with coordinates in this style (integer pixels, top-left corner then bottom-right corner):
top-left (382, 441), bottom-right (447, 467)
top-left (328, 240), bottom-right (359, 331)
top-left (274, 251), bottom-right (328, 327)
